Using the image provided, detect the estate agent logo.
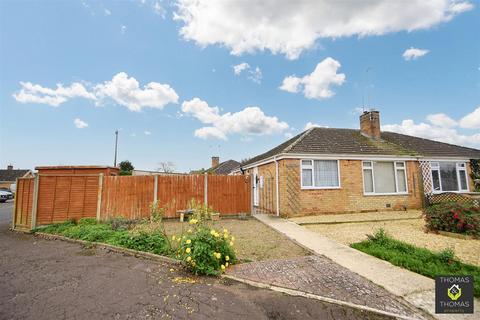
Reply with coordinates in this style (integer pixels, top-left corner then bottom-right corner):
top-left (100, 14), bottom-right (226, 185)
top-left (436, 276), bottom-right (473, 314)
top-left (447, 284), bottom-right (461, 301)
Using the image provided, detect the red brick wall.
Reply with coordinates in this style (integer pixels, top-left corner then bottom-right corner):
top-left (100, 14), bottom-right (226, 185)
top-left (251, 158), bottom-right (424, 217)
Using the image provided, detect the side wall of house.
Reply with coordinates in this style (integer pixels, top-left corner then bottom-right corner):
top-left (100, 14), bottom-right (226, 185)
top-left (278, 159), bottom-right (423, 217)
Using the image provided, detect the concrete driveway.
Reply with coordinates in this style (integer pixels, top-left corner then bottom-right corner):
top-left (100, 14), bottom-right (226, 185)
top-left (0, 203), bottom-right (391, 320)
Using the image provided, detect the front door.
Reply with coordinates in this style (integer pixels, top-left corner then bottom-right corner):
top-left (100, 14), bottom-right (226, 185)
top-left (253, 167), bottom-right (259, 206)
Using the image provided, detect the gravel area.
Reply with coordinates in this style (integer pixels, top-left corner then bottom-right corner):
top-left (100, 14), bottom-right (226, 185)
top-left (163, 218), bottom-right (310, 262)
top-left (290, 210), bottom-right (422, 224)
top-left (304, 218), bottom-right (480, 266)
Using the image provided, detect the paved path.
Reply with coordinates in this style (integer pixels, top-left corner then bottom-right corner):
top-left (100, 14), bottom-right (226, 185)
top-left (253, 214), bottom-right (479, 320)
top-left (0, 209), bottom-right (392, 320)
top-left (227, 255), bottom-right (427, 319)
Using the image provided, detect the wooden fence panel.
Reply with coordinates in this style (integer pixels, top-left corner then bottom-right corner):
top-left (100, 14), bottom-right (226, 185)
top-left (207, 175), bottom-right (251, 215)
top-left (36, 175), bottom-right (98, 225)
top-left (14, 178), bottom-right (34, 229)
top-left (100, 175), bottom-right (155, 220)
top-left (157, 175), bottom-right (204, 218)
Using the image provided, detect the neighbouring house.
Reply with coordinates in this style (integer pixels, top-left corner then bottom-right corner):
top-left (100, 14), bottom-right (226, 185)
top-left (132, 169), bottom-right (187, 176)
top-left (0, 165), bottom-right (34, 189)
top-left (236, 110), bottom-right (480, 217)
top-left (192, 157), bottom-right (241, 175)
top-left (35, 165), bottom-right (120, 176)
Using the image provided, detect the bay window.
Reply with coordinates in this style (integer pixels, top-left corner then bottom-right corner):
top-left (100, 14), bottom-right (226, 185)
top-left (430, 162), bottom-right (468, 193)
top-left (363, 161), bottom-right (407, 194)
top-left (301, 160), bottom-right (340, 188)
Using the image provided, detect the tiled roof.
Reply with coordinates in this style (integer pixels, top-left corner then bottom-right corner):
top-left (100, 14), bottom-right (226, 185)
top-left (0, 169), bottom-right (31, 182)
top-left (208, 160), bottom-right (241, 175)
top-left (242, 127), bottom-right (480, 167)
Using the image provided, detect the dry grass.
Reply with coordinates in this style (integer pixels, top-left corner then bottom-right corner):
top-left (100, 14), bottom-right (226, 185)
top-left (304, 218), bottom-right (480, 266)
top-left (163, 218), bottom-right (309, 262)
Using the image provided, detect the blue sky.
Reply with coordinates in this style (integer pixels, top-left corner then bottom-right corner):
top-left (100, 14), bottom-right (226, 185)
top-left (1, 0), bottom-right (479, 172)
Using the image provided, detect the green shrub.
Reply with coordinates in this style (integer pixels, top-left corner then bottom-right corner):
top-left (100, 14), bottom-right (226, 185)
top-left (176, 223), bottom-right (236, 276)
top-left (423, 202), bottom-right (480, 237)
top-left (35, 220), bottom-right (76, 234)
top-left (111, 232), bottom-right (170, 255)
top-left (351, 230), bottom-right (480, 297)
top-left (78, 217), bottom-right (97, 225)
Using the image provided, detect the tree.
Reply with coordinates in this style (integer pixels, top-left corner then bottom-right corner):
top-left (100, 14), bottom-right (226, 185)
top-left (119, 160), bottom-right (134, 176)
top-left (158, 161), bottom-right (175, 173)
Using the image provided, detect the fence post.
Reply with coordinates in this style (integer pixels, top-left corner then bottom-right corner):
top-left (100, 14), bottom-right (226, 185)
top-left (96, 173), bottom-right (104, 221)
top-left (31, 175), bottom-right (40, 230)
top-left (204, 173), bottom-right (208, 206)
top-left (250, 174), bottom-right (254, 215)
top-left (153, 175), bottom-right (158, 203)
top-left (12, 178), bottom-right (19, 230)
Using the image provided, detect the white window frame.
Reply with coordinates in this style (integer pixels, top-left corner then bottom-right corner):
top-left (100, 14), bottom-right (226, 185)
top-left (362, 161), bottom-right (408, 196)
top-left (300, 159), bottom-right (341, 190)
top-left (430, 161), bottom-right (469, 193)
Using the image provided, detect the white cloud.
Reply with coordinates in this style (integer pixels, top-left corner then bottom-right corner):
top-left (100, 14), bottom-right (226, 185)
top-left (74, 118), bottom-right (88, 129)
top-left (426, 113), bottom-right (457, 128)
top-left (153, 1), bottom-right (166, 18)
top-left (304, 122), bottom-right (328, 130)
top-left (279, 57), bottom-right (345, 99)
top-left (94, 72), bottom-right (179, 112)
top-left (14, 73), bottom-right (179, 112)
top-left (13, 82), bottom-right (96, 107)
top-left (233, 62), bottom-right (250, 75)
top-left (402, 47), bottom-right (429, 60)
top-left (383, 108), bottom-right (480, 148)
top-left (144, 130), bottom-right (151, 135)
top-left (174, 0), bottom-right (473, 59)
top-left (181, 97), bottom-right (289, 140)
top-left (232, 62), bottom-right (262, 84)
top-left (248, 66), bottom-right (262, 84)
top-left (121, 25), bottom-right (127, 35)
top-left (459, 107), bottom-right (480, 129)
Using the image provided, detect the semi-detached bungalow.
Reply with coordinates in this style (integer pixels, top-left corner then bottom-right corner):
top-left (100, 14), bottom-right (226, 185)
top-left (235, 111), bottom-right (480, 217)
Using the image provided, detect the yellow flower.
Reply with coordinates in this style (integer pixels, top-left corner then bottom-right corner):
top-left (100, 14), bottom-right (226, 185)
top-left (186, 239), bottom-right (191, 244)
top-left (231, 236), bottom-right (235, 241)
top-left (225, 255), bottom-right (230, 261)
top-left (210, 229), bottom-right (216, 235)
top-left (187, 228), bottom-right (192, 233)
top-left (186, 256), bottom-right (192, 262)
top-left (229, 241), bottom-right (234, 246)
top-left (192, 261), bottom-right (196, 267)
top-left (171, 235), bottom-right (176, 241)
top-left (214, 252), bottom-right (221, 259)
top-left (223, 233), bottom-right (228, 239)
top-left (221, 264), bottom-right (225, 271)
top-left (223, 229), bottom-right (228, 234)
top-left (185, 248), bottom-right (191, 254)
top-left (177, 238), bottom-right (180, 242)
top-left (225, 262), bottom-right (229, 267)
top-left (189, 219), bottom-right (198, 225)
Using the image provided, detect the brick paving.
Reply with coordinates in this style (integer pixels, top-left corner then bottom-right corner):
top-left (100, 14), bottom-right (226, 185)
top-left (227, 255), bottom-right (429, 319)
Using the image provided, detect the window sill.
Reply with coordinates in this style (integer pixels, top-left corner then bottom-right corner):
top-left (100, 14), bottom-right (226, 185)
top-left (431, 190), bottom-right (469, 194)
top-left (363, 192), bottom-right (409, 196)
top-left (301, 186), bottom-right (341, 190)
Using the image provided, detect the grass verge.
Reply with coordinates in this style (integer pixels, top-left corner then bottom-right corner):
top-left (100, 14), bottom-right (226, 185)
top-left (351, 229), bottom-right (480, 297)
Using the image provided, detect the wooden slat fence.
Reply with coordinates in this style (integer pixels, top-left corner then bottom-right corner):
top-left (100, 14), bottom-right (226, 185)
top-left (13, 177), bottom-right (34, 230)
top-left (36, 175), bottom-right (99, 225)
top-left (13, 173), bottom-right (252, 230)
top-left (100, 175), bottom-right (155, 220)
top-left (156, 175), bottom-right (205, 218)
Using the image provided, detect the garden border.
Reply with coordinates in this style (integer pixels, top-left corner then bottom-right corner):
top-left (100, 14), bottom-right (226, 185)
top-left (34, 232), bottom-right (181, 265)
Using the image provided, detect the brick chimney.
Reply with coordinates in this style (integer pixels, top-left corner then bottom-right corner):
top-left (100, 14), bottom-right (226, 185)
top-left (360, 110), bottom-right (381, 139)
top-left (7, 165), bottom-right (13, 170)
top-left (211, 156), bottom-right (220, 168)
